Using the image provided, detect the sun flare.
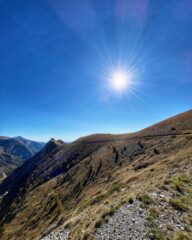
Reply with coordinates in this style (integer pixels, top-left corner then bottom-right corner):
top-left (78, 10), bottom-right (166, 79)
top-left (102, 60), bottom-right (139, 99)
top-left (111, 70), bottom-right (130, 92)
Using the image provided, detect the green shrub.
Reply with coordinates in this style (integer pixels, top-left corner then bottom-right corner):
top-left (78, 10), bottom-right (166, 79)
top-left (95, 219), bottom-right (102, 228)
top-left (173, 179), bottom-right (184, 193)
top-left (171, 174), bottom-right (191, 193)
top-left (148, 207), bottom-right (159, 218)
top-left (146, 229), bottom-right (164, 240)
top-left (138, 194), bottom-right (153, 205)
top-left (95, 207), bottom-right (116, 229)
top-left (82, 232), bottom-right (89, 240)
top-left (94, 216), bottom-right (108, 228)
top-left (128, 196), bottom-right (134, 204)
top-left (173, 232), bottom-right (190, 240)
top-left (108, 182), bottom-right (125, 194)
top-left (101, 207), bottom-right (116, 219)
top-left (107, 207), bottom-right (116, 216)
top-left (169, 198), bottom-right (188, 211)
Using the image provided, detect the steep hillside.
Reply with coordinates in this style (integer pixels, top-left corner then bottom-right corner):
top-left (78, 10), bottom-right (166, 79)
top-left (0, 150), bottom-right (23, 183)
top-left (0, 150), bottom-right (24, 175)
top-left (14, 136), bottom-right (45, 154)
top-left (0, 137), bottom-right (45, 160)
top-left (137, 109), bottom-right (192, 136)
top-left (0, 110), bottom-right (192, 240)
top-left (0, 137), bottom-right (45, 182)
top-left (0, 150), bottom-right (24, 183)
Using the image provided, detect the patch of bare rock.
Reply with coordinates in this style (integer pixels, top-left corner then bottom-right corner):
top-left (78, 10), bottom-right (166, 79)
top-left (94, 200), bottom-right (148, 240)
top-left (41, 229), bottom-right (69, 240)
top-left (41, 189), bottom-right (189, 240)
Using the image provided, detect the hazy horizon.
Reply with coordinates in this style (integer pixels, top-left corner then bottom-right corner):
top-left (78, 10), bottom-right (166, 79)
top-left (2, 108), bottom-right (190, 142)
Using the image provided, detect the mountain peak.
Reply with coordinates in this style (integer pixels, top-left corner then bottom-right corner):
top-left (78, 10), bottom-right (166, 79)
top-left (48, 138), bottom-right (64, 145)
top-left (43, 138), bottom-right (64, 154)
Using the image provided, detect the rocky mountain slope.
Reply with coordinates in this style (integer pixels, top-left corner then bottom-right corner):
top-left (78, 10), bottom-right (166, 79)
top-left (0, 110), bottom-right (191, 240)
top-left (0, 137), bottom-right (45, 182)
top-left (14, 136), bottom-right (45, 155)
top-left (0, 150), bottom-right (24, 181)
top-left (0, 136), bottom-right (45, 160)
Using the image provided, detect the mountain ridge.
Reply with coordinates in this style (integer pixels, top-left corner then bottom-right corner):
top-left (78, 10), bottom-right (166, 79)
top-left (0, 109), bottom-right (192, 240)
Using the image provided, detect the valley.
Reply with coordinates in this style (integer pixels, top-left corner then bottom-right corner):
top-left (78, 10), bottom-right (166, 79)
top-left (0, 137), bottom-right (45, 182)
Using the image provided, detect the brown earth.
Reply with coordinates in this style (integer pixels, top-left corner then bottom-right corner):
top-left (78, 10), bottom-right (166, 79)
top-left (0, 110), bottom-right (191, 240)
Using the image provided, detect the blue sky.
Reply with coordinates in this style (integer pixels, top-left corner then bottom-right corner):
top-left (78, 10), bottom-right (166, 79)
top-left (0, 0), bottom-right (191, 142)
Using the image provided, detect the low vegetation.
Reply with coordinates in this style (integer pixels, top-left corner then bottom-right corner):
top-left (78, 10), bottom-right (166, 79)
top-left (137, 193), bottom-right (154, 205)
top-left (0, 111), bottom-right (192, 240)
top-left (145, 170), bottom-right (192, 240)
top-left (169, 198), bottom-right (188, 211)
top-left (173, 232), bottom-right (190, 240)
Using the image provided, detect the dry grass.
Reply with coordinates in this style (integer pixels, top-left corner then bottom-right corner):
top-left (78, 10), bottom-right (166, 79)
top-left (1, 130), bottom-right (192, 240)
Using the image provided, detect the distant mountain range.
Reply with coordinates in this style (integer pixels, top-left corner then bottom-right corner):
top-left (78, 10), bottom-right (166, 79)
top-left (0, 137), bottom-right (45, 182)
top-left (0, 110), bottom-right (191, 240)
top-left (0, 136), bottom-right (45, 160)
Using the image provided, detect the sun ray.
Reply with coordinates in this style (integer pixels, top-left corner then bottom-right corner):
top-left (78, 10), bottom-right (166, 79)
top-left (101, 58), bottom-right (141, 100)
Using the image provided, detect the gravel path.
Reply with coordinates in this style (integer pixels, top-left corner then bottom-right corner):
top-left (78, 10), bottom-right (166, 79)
top-left (41, 189), bottom-right (188, 240)
top-left (41, 229), bottom-right (69, 240)
top-left (94, 200), bottom-right (148, 240)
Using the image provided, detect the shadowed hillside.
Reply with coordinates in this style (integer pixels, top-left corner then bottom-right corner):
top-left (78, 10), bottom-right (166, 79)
top-left (0, 110), bottom-right (192, 240)
top-left (14, 137), bottom-right (45, 155)
top-left (0, 137), bottom-right (45, 160)
top-left (0, 137), bottom-right (45, 182)
top-left (0, 150), bottom-right (24, 182)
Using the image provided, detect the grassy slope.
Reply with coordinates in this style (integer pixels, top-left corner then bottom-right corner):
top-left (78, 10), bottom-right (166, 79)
top-left (0, 110), bottom-right (192, 240)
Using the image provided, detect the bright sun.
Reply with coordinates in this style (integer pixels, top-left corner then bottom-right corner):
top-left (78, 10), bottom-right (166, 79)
top-left (102, 61), bottom-right (137, 99)
top-left (111, 71), bottom-right (128, 91)
top-left (108, 69), bottom-right (132, 95)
